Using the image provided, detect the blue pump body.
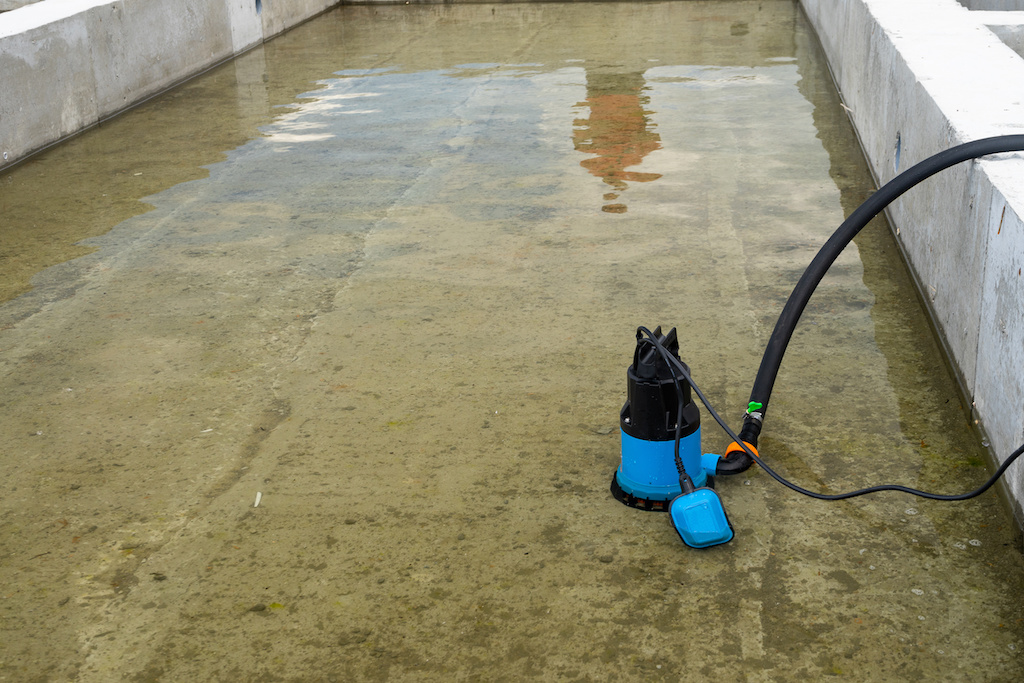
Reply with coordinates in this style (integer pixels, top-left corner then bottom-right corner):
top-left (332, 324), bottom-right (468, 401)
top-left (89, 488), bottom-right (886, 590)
top-left (617, 428), bottom-right (706, 501)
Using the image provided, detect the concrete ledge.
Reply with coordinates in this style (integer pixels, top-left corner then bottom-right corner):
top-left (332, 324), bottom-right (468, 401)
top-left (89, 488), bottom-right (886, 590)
top-left (0, 0), bottom-right (338, 170)
top-left (801, 0), bottom-right (1024, 520)
top-left (976, 10), bottom-right (1024, 57)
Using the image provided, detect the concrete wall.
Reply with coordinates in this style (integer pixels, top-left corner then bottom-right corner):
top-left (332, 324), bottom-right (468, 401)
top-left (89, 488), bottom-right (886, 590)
top-left (800, 0), bottom-right (1024, 521)
top-left (0, 0), bottom-right (338, 171)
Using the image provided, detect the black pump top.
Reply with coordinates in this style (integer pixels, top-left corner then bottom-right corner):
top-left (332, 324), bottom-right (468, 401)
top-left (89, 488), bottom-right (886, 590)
top-left (633, 326), bottom-right (679, 380)
top-left (621, 326), bottom-right (699, 442)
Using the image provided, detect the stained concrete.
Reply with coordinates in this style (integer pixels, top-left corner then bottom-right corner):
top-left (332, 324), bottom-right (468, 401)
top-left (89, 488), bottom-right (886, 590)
top-left (2, 1), bottom-right (1024, 680)
top-left (4, 0), bottom-right (1023, 529)
top-left (3, 3), bottom-right (1024, 680)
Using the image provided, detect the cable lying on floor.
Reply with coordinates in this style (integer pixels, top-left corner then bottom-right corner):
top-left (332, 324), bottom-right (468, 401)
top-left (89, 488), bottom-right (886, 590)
top-left (636, 326), bottom-right (1024, 502)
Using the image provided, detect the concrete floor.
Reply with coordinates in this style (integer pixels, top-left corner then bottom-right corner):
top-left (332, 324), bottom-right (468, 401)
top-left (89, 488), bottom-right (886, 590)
top-left (2, 3), bottom-right (1024, 680)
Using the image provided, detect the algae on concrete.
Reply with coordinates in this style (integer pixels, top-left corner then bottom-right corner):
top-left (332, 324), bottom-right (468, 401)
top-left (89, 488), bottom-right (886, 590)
top-left (1, 3), bottom-right (1023, 680)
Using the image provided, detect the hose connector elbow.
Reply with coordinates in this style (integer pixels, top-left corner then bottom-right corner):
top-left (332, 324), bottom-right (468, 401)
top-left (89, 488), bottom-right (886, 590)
top-left (715, 440), bottom-right (758, 475)
top-left (711, 410), bottom-right (763, 476)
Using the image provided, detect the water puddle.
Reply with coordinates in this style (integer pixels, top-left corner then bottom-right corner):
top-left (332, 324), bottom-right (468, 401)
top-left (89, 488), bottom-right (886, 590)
top-left (1, 2), bottom-right (1022, 680)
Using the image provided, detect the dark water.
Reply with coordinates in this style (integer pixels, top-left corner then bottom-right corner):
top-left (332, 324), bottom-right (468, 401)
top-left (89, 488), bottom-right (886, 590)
top-left (1, 2), bottom-right (1022, 680)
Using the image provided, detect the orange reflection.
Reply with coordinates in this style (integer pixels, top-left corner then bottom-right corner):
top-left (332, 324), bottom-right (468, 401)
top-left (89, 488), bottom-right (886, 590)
top-left (573, 71), bottom-right (661, 213)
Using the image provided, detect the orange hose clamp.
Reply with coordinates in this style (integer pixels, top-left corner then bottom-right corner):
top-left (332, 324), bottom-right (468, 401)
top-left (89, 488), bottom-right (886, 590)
top-left (724, 441), bottom-right (759, 459)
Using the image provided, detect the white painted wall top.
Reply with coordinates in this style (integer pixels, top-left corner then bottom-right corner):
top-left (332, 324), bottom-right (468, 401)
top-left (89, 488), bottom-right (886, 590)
top-left (0, 0), bottom-right (112, 37)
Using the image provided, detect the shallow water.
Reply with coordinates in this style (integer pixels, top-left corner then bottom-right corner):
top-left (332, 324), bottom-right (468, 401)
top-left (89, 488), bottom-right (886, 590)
top-left (1, 2), bottom-right (1023, 680)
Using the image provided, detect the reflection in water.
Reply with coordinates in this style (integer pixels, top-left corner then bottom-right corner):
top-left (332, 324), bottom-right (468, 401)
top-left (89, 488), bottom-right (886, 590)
top-left (573, 70), bottom-right (661, 213)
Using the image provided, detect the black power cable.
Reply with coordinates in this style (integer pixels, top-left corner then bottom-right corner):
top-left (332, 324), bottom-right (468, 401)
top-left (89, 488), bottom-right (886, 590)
top-left (637, 326), bottom-right (1024, 501)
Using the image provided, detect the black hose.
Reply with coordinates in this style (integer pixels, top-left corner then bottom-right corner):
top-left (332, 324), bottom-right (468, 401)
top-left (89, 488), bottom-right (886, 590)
top-left (727, 134), bottom-right (1024, 472)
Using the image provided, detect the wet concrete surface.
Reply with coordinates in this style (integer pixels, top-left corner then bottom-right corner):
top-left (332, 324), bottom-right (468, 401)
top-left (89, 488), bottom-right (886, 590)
top-left (2, 2), bottom-right (1023, 680)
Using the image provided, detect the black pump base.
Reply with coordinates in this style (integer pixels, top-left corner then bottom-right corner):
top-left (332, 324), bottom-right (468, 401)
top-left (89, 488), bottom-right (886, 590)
top-left (610, 473), bottom-right (714, 512)
top-left (610, 474), bottom-right (670, 511)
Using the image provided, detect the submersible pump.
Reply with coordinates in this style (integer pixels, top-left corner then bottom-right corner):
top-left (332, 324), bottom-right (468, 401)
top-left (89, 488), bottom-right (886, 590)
top-left (611, 326), bottom-right (733, 548)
